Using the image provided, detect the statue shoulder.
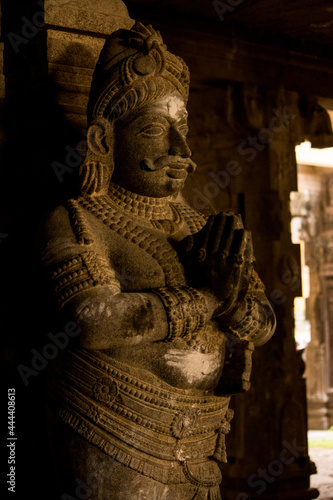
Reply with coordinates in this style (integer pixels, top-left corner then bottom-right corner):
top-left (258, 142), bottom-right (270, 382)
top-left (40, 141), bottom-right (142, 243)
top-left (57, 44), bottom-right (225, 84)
top-left (38, 204), bottom-right (73, 242)
top-left (172, 202), bottom-right (208, 235)
top-left (37, 199), bottom-right (94, 268)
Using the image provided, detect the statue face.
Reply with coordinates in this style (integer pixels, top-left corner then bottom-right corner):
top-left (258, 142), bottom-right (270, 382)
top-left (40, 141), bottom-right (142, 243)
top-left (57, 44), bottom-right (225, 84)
top-left (112, 94), bottom-right (195, 198)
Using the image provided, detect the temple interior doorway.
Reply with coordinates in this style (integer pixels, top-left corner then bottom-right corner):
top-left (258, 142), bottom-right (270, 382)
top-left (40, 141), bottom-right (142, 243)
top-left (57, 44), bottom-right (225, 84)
top-left (292, 107), bottom-right (333, 497)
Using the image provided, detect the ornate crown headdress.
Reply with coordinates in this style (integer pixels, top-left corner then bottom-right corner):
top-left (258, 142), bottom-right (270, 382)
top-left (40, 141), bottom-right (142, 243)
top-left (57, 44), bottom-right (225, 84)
top-left (87, 22), bottom-right (190, 123)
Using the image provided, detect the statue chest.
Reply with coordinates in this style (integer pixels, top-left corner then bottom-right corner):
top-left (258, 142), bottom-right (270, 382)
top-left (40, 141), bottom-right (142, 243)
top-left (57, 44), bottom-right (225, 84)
top-left (105, 222), bottom-right (186, 290)
top-left (76, 198), bottom-right (189, 290)
top-left (73, 196), bottom-right (207, 291)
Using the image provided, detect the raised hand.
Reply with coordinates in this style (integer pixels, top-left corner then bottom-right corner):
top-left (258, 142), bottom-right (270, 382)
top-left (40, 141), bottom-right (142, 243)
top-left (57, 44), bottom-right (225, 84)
top-left (181, 212), bottom-right (255, 317)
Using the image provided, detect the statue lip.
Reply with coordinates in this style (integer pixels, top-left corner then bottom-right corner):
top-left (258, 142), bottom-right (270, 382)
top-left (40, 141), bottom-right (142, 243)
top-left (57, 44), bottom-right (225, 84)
top-left (165, 166), bottom-right (188, 179)
top-left (140, 157), bottom-right (196, 175)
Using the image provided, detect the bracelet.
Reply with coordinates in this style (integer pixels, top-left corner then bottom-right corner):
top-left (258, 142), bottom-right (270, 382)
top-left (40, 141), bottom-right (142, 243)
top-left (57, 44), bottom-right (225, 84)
top-left (152, 286), bottom-right (208, 341)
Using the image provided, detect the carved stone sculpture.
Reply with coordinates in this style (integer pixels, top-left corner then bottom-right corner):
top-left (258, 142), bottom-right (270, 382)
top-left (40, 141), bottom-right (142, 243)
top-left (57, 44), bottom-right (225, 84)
top-left (39, 22), bottom-right (276, 500)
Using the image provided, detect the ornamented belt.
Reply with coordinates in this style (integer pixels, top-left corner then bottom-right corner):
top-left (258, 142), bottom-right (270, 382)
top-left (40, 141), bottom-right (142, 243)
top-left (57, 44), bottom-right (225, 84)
top-left (48, 348), bottom-right (232, 493)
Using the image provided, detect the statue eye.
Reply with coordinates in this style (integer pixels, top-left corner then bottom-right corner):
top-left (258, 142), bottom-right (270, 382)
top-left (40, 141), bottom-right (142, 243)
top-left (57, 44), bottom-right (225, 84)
top-left (179, 125), bottom-right (189, 137)
top-left (139, 124), bottom-right (167, 137)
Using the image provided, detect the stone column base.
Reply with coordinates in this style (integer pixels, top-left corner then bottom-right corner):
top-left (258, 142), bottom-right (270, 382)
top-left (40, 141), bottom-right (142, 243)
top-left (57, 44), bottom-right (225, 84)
top-left (307, 396), bottom-right (329, 430)
top-left (327, 390), bottom-right (333, 427)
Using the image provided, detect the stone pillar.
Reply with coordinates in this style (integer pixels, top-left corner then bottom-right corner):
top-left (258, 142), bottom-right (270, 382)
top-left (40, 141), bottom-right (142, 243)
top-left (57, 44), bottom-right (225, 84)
top-left (2, 0), bottom-right (133, 217)
top-left (291, 170), bottom-right (329, 430)
top-left (317, 173), bottom-right (333, 428)
top-left (44, 0), bottom-right (133, 130)
top-left (40, 0), bottom-right (133, 200)
top-left (293, 166), bottom-right (333, 430)
top-left (1, 2), bottom-right (133, 499)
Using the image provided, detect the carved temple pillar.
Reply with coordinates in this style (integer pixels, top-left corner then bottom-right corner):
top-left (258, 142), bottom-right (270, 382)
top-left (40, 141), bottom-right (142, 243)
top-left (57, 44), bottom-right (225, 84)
top-left (303, 171), bottom-right (333, 429)
top-left (317, 173), bottom-right (333, 427)
top-left (288, 101), bottom-right (333, 431)
top-left (290, 168), bottom-right (329, 430)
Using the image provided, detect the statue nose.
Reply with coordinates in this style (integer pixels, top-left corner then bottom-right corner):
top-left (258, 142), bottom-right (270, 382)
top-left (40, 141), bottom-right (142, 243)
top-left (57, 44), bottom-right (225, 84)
top-left (169, 129), bottom-right (192, 158)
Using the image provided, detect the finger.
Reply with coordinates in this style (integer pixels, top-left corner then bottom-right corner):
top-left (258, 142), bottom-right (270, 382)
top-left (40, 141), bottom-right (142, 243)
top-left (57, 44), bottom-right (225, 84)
top-left (237, 232), bottom-right (255, 301)
top-left (239, 231), bottom-right (255, 282)
top-left (222, 230), bottom-right (249, 311)
top-left (219, 225), bottom-right (246, 266)
top-left (243, 230), bottom-right (254, 264)
top-left (196, 215), bottom-right (214, 262)
top-left (210, 213), bottom-right (227, 254)
top-left (230, 229), bottom-right (248, 262)
top-left (216, 235), bottom-right (243, 311)
top-left (222, 265), bottom-right (243, 313)
top-left (216, 215), bottom-right (243, 261)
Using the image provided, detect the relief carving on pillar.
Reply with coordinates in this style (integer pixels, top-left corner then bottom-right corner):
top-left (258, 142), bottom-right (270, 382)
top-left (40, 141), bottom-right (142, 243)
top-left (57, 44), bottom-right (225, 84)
top-left (38, 22), bottom-right (276, 499)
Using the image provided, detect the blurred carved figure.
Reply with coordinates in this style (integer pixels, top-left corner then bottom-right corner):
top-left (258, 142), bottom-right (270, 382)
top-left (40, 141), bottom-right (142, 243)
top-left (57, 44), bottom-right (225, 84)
top-left (39, 22), bottom-right (275, 500)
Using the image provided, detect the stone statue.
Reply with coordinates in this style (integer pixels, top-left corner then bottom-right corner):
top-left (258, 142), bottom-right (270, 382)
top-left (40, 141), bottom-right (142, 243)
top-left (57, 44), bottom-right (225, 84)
top-left (39, 22), bottom-right (276, 500)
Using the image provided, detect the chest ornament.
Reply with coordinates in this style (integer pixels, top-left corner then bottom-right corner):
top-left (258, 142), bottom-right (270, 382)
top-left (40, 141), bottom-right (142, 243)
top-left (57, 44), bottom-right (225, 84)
top-left (77, 193), bottom-right (187, 286)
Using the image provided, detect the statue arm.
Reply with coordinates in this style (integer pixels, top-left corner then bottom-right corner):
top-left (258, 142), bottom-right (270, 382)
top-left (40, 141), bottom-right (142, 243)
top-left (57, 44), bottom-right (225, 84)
top-left (38, 206), bottom-right (169, 349)
top-left (38, 206), bottom-right (274, 351)
top-left (61, 286), bottom-right (169, 349)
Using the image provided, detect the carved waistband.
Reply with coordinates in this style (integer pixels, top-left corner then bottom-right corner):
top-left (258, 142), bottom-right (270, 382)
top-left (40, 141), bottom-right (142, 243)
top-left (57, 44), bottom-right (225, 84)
top-left (48, 348), bottom-right (231, 489)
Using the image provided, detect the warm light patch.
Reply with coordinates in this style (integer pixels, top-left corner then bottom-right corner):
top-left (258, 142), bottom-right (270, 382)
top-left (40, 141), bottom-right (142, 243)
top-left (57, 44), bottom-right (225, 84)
top-left (296, 141), bottom-right (333, 167)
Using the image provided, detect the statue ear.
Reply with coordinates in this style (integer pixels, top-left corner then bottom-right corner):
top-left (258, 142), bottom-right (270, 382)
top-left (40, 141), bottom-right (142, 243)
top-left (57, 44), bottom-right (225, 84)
top-left (87, 118), bottom-right (113, 156)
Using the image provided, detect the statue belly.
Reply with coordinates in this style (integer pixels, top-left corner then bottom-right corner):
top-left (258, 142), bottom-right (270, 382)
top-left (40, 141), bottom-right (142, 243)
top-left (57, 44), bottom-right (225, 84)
top-left (112, 337), bottom-right (225, 391)
top-left (162, 347), bottom-right (223, 390)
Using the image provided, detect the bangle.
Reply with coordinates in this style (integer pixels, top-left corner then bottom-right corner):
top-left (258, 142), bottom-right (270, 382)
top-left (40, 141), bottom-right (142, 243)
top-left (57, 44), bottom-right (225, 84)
top-left (152, 286), bottom-right (208, 341)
